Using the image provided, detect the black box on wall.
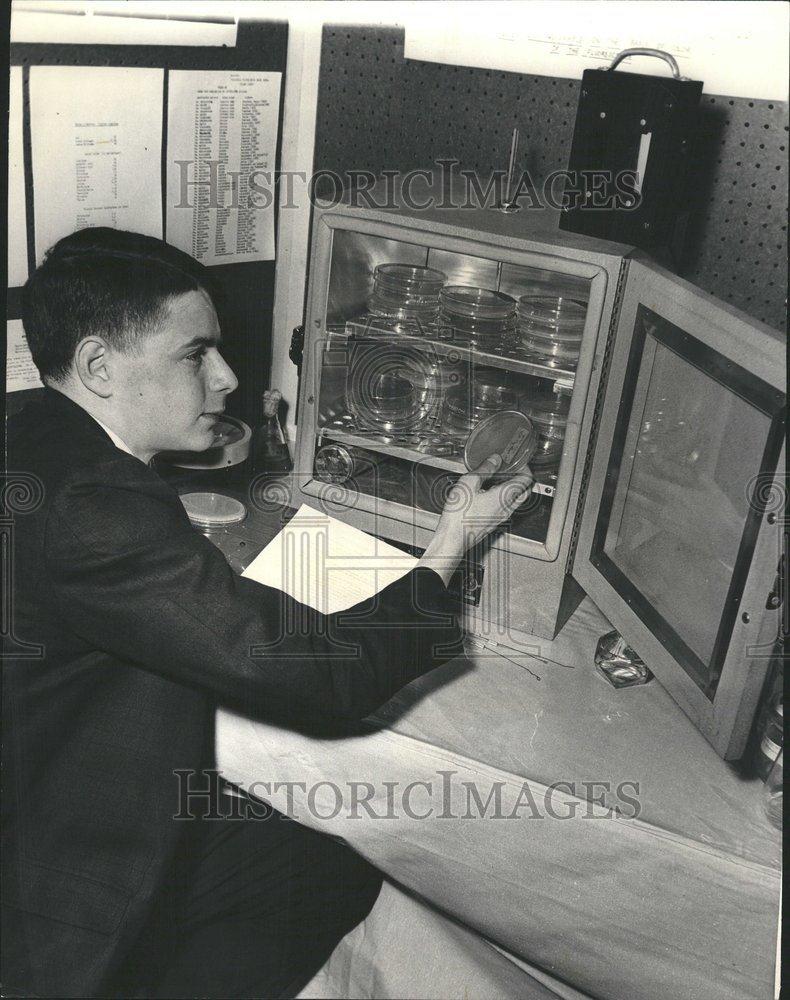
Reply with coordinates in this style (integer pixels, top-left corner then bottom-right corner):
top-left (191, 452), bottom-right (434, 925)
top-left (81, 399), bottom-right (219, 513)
top-left (559, 56), bottom-right (703, 263)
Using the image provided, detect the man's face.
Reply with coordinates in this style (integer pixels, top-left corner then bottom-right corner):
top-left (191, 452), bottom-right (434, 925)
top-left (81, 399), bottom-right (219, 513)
top-left (109, 289), bottom-right (238, 457)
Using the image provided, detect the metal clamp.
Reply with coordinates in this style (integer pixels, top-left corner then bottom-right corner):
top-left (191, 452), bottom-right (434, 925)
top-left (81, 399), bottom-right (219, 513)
top-left (607, 48), bottom-right (686, 80)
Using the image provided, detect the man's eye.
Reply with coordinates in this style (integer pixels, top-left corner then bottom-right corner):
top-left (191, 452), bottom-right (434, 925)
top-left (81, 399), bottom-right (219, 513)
top-left (186, 350), bottom-right (205, 365)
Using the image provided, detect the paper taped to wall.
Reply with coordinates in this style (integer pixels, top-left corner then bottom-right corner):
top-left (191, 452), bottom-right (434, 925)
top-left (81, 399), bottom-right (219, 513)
top-left (6, 320), bottom-right (43, 394)
top-left (29, 66), bottom-right (163, 264)
top-left (166, 70), bottom-right (282, 265)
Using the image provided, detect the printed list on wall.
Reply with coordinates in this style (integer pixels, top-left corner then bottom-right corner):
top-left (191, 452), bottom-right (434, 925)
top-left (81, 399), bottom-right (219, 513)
top-left (29, 66), bottom-right (163, 264)
top-left (166, 70), bottom-right (282, 266)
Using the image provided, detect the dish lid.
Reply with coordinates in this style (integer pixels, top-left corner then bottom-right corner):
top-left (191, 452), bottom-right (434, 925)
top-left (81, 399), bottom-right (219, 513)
top-left (180, 492), bottom-right (247, 529)
top-left (464, 410), bottom-right (537, 475)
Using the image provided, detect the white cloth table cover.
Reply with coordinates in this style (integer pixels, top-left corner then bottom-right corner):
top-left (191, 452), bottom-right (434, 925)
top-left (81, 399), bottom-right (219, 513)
top-left (217, 596), bottom-right (780, 1000)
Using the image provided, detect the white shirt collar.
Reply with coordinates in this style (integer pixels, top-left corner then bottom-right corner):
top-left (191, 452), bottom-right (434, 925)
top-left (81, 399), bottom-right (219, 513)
top-left (94, 417), bottom-right (135, 456)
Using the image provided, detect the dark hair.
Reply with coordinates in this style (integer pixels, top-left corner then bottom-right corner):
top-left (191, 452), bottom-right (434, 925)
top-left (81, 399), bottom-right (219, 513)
top-left (22, 228), bottom-right (217, 382)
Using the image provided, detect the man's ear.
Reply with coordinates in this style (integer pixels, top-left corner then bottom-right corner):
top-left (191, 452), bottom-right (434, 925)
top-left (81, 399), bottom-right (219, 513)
top-left (73, 337), bottom-right (113, 398)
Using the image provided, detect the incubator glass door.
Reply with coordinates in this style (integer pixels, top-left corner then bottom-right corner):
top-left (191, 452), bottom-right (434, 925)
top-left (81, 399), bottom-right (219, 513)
top-left (573, 259), bottom-right (785, 758)
top-left (591, 303), bottom-right (782, 697)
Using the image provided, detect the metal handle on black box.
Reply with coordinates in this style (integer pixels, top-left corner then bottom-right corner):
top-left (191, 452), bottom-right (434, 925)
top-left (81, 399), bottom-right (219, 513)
top-left (607, 48), bottom-right (684, 80)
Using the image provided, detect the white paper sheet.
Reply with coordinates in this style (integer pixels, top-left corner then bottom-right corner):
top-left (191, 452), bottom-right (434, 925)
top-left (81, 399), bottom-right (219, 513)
top-left (404, 1), bottom-right (789, 101)
top-left (242, 504), bottom-right (417, 615)
top-left (30, 66), bottom-right (163, 264)
top-left (6, 320), bottom-right (43, 393)
top-left (8, 67), bottom-right (29, 287)
top-left (166, 70), bottom-right (281, 265)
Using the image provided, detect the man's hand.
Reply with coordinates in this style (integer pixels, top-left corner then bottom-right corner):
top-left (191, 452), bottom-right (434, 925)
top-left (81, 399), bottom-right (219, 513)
top-left (417, 455), bottom-right (534, 585)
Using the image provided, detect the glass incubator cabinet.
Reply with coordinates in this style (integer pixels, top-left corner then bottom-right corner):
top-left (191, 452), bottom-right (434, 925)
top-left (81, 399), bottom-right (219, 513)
top-left (292, 198), bottom-right (785, 758)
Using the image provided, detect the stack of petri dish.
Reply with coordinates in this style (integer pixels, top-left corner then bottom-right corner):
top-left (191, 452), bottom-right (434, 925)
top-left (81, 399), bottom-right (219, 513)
top-left (438, 286), bottom-right (517, 351)
top-left (443, 370), bottom-right (520, 448)
top-left (397, 352), bottom-right (465, 436)
top-left (521, 394), bottom-right (571, 478)
top-left (367, 264), bottom-right (446, 326)
top-left (516, 295), bottom-right (587, 370)
top-left (346, 341), bottom-right (465, 440)
top-left (180, 492), bottom-right (247, 534)
top-left (515, 272), bottom-right (590, 305)
top-left (347, 370), bottom-right (418, 437)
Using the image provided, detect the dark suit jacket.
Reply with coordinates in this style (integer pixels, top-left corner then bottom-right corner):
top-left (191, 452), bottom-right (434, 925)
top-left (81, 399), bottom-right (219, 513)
top-left (2, 388), bottom-right (462, 997)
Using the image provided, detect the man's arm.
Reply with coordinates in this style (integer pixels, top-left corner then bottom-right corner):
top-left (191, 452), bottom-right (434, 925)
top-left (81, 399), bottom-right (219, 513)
top-left (417, 456), bottom-right (534, 585)
top-left (45, 478), bottom-right (463, 728)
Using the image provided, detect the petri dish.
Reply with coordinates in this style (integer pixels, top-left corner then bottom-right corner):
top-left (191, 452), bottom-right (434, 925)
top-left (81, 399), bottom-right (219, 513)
top-left (181, 492), bottom-right (247, 531)
top-left (514, 274), bottom-right (590, 303)
top-left (464, 410), bottom-right (538, 476)
top-left (523, 396), bottom-right (571, 432)
top-left (441, 286), bottom-right (516, 319)
top-left (520, 336), bottom-right (582, 367)
top-left (368, 265), bottom-right (446, 324)
top-left (517, 295), bottom-right (587, 328)
top-left (161, 416), bottom-right (252, 471)
top-left (530, 436), bottom-right (565, 472)
top-left (373, 264), bottom-right (446, 294)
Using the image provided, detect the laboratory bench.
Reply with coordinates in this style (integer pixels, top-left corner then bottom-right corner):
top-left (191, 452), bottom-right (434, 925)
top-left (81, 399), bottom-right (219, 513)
top-left (173, 474), bottom-right (781, 1000)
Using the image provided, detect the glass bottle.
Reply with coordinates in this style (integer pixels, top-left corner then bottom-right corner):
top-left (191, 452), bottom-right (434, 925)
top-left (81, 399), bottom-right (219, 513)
top-left (251, 389), bottom-right (292, 476)
top-left (594, 630), bottom-right (651, 688)
top-left (762, 749), bottom-right (782, 830)
top-left (756, 693), bottom-right (783, 781)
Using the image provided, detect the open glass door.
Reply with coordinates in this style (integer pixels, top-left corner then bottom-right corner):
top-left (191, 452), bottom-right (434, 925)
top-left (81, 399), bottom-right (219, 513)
top-left (573, 259), bottom-right (786, 759)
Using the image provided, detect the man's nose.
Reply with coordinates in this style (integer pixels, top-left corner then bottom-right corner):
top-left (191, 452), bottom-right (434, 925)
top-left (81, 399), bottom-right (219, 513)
top-left (207, 350), bottom-right (238, 395)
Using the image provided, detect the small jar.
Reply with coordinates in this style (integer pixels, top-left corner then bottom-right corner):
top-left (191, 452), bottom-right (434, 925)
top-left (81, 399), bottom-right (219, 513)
top-left (756, 694), bottom-right (783, 781)
top-left (762, 749), bottom-right (782, 830)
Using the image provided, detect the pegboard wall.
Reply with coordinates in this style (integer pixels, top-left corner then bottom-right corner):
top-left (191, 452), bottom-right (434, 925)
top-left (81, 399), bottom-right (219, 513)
top-left (314, 25), bottom-right (787, 332)
top-left (7, 19), bottom-right (288, 425)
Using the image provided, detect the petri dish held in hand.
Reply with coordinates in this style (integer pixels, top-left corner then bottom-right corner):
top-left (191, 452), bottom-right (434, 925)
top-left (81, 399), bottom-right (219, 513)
top-left (464, 410), bottom-right (538, 476)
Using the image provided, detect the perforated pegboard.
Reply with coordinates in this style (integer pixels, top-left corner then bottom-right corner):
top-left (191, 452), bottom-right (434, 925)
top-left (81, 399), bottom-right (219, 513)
top-left (315, 25), bottom-right (787, 332)
top-left (682, 94), bottom-right (788, 330)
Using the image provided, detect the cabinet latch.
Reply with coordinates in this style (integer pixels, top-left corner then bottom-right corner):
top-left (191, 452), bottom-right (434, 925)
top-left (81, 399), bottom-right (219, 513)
top-left (766, 553), bottom-right (785, 612)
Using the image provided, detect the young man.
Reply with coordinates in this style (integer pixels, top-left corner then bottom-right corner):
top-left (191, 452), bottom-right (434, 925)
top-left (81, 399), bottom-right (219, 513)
top-left (2, 228), bottom-right (532, 997)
